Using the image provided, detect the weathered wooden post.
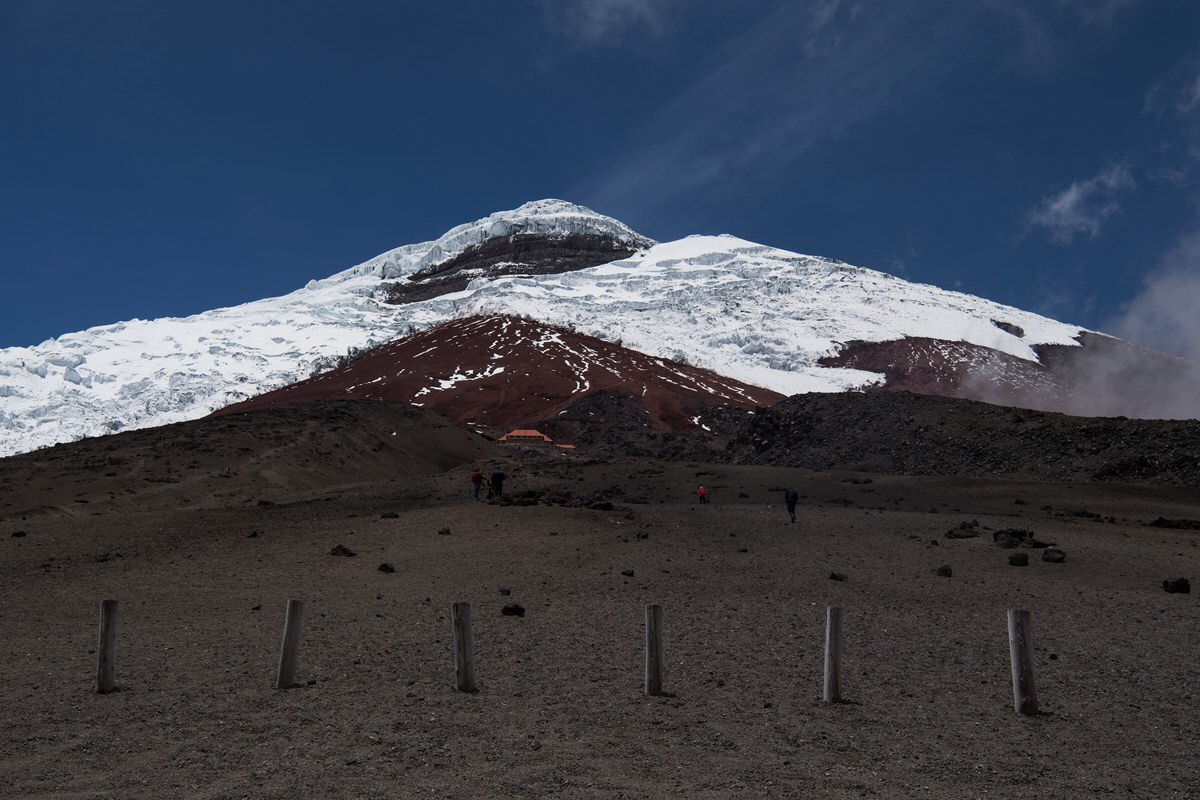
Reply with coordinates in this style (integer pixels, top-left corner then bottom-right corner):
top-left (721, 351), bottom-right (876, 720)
top-left (452, 601), bottom-right (476, 693)
top-left (645, 604), bottom-right (664, 696)
top-left (276, 599), bottom-right (304, 690)
top-left (1007, 609), bottom-right (1039, 715)
top-left (96, 599), bottom-right (118, 694)
top-left (823, 606), bottom-right (843, 703)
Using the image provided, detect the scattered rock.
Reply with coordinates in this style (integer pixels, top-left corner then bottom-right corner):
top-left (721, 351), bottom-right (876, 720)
top-left (1008, 553), bottom-right (1029, 567)
top-left (330, 544), bottom-right (356, 557)
top-left (1148, 518), bottom-right (1200, 530)
top-left (380, 511), bottom-right (399, 519)
top-left (1042, 548), bottom-right (1066, 563)
top-left (247, 530), bottom-right (259, 538)
top-left (501, 603), bottom-right (526, 617)
top-left (620, 569), bottom-right (635, 577)
top-left (946, 520), bottom-right (982, 539)
top-left (11, 531), bottom-right (27, 538)
top-left (586, 500), bottom-right (614, 511)
top-left (498, 587), bottom-right (512, 595)
top-left (94, 553), bottom-right (111, 562)
top-left (378, 562), bottom-right (396, 573)
top-left (251, 604), bottom-right (261, 611)
top-left (737, 492), bottom-right (750, 498)
top-left (934, 565), bottom-right (953, 577)
top-left (829, 572), bottom-right (848, 582)
top-left (256, 499), bottom-right (275, 507)
top-left (1162, 577), bottom-right (1191, 594)
top-left (993, 528), bottom-right (1050, 549)
top-left (437, 527), bottom-right (451, 536)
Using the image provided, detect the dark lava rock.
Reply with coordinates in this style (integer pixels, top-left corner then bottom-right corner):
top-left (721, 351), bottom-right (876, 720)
top-left (737, 492), bottom-right (750, 499)
top-left (498, 587), bottom-right (512, 596)
top-left (1162, 577), bottom-right (1191, 594)
top-left (247, 530), bottom-right (259, 538)
top-left (501, 603), bottom-right (526, 617)
top-left (380, 511), bottom-right (399, 519)
top-left (11, 531), bottom-right (27, 538)
top-left (378, 563), bottom-right (396, 574)
top-left (587, 500), bottom-right (614, 511)
top-left (934, 565), bottom-right (953, 577)
top-left (1042, 548), bottom-right (1066, 563)
top-left (256, 499), bottom-right (275, 507)
top-left (330, 544), bottom-right (356, 557)
top-left (1148, 517), bottom-right (1200, 530)
top-left (620, 569), bottom-right (635, 577)
top-left (946, 520), bottom-right (982, 539)
top-left (829, 572), bottom-right (848, 582)
top-left (993, 528), bottom-right (1049, 549)
top-left (437, 527), bottom-right (451, 536)
top-left (1008, 553), bottom-right (1030, 567)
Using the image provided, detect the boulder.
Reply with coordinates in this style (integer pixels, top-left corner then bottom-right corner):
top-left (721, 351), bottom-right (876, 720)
top-left (1162, 578), bottom-right (1191, 594)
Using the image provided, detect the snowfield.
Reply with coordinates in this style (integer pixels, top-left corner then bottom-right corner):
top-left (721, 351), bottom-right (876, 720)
top-left (0, 200), bottom-right (1085, 457)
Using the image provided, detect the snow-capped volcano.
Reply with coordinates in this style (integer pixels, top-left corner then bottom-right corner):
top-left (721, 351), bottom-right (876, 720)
top-left (1, 198), bottom-right (1189, 458)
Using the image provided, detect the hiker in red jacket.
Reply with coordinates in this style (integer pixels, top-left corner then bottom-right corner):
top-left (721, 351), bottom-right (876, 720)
top-left (470, 470), bottom-right (488, 501)
top-left (696, 486), bottom-right (709, 504)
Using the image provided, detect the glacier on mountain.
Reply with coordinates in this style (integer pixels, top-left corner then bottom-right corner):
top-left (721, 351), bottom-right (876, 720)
top-left (0, 199), bottom-right (1085, 457)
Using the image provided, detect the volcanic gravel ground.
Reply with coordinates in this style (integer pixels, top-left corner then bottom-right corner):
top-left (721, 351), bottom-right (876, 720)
top-left (3, 437), bottom-right (1200, 798)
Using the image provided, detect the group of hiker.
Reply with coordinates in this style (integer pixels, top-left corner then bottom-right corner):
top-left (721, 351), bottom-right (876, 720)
top-left (697, 485), bottom-right (800, 521)
top-left (470, 468), bottom-right (506, 501)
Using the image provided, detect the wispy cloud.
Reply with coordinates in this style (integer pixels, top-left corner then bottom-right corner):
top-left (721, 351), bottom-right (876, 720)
top-left (1109, 226), bottom-right (1200, 363)
top-left (1024, 164), bottom-right (1135, 245)
top-left (574, 2), bottom-right (971, 225)
top-left (984, 0), bottom-right (1142, 73)
top-left (539, 0), bottom-right (676, 46)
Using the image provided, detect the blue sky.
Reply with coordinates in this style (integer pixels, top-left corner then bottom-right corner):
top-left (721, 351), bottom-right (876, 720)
top-left (3, 0), bottom-right (1200, 360)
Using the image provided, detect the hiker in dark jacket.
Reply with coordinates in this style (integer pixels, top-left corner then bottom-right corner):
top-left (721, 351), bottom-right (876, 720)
top-left (784, 488), bottom-right (799, 523)
top-left (490, 469), bottom-right (506, 498)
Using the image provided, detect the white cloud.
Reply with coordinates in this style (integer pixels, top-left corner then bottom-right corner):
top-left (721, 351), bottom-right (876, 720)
top-left (540, 0), bottom-right (675, 45)
top-left (1110, 228), bottom-right (1200, 363)
top-left (1025, 164), bottom-right (1135, 244)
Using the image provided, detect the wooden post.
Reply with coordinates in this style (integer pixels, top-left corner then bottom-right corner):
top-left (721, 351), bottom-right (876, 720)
top-left (96, 599), bottom-right (118, 694)
top-left (645, 604), bottom-right (664, 696)
top-left (823, 606), bottom-right (843, 703)
top-left (1007, 609), bottom-right (1039, 715)
top-left (276, 599), bottom-right (304, 690)
top-left (452, 602), bottom-right (476, 693)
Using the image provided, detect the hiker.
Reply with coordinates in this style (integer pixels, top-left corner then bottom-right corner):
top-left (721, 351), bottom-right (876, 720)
top-left (470, 470), bottom-right (488, 501)
top-left (784, 488), bottom-right (799, 523)
top-left (696, 486), bottom-right (708, 504)
top-left (490, 468), bottom-right (506, 498)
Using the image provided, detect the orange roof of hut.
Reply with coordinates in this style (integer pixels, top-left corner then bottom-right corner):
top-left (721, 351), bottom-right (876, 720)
top-left (498, 429), bottom-right (554, 444)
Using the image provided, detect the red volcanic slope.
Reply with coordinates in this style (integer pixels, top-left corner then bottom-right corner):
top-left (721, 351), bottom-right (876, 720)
top-left (820, 337), bottom-right (1074, 410)
top-left (215, 315), bottom-right (784, 430)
